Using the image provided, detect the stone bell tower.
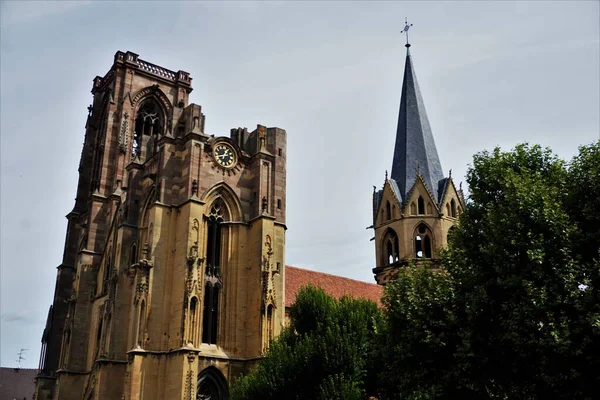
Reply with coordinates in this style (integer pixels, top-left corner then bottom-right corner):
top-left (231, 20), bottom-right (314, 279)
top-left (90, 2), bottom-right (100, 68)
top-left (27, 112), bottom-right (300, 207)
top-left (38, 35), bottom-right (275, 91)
top-left (371, 34), bottom-right (464, 285)
top-left (35, 50), bottom-right (287, 400)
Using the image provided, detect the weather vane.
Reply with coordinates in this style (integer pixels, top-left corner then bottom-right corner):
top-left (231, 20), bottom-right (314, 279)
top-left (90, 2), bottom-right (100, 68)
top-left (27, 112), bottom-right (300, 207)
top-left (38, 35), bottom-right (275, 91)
top-left (402, 17), bottom-right (413, 47)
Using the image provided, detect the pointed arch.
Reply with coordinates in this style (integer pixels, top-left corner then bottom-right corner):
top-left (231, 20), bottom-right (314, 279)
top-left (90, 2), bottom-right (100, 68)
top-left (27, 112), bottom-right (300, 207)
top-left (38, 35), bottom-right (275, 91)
top-left (131, 85), bottom-right (173, 114)
top-left (385, 201), bottom-right (391, 221)
top-left (197, 366), bottom-right (228, 400)
top-left (201, 182), bottom-right (243, 222)
top-left (414, 222), bottom-right (433, 259)
top-left (382, 228), bottom-right (400, 266)
top-left (450, 198), bottom-right (457, 218)
top-left (132, 96), bottom-right (165, 160)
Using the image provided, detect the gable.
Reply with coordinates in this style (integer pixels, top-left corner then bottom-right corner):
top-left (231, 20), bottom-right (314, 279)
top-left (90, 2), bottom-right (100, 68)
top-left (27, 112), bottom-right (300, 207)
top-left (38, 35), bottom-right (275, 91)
top-left (404, 175), bottom-right (440, 216)
top-left (375, 179), bottom-right (403, 225)
top-left (439, 178), bottom-right (463, 218)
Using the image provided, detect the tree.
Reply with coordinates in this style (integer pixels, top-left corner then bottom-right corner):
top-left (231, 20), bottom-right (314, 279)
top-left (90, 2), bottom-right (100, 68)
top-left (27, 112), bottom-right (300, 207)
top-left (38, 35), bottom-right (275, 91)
top-left (376, 263), bottom-right (463, 400)
top-left (378, 142), bottom-right (599, 399)
top-left (230, 285), bottom-right (383, 400)
top-left (442, 143), bottom-right (599, 398)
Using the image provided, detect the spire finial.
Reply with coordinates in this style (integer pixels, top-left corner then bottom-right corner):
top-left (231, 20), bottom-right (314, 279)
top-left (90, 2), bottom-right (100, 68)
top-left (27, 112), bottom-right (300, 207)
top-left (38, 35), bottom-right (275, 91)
top-left (385, 170), bottom-right (388, 180)
top-left (402, 17), bottom-right (413, 50)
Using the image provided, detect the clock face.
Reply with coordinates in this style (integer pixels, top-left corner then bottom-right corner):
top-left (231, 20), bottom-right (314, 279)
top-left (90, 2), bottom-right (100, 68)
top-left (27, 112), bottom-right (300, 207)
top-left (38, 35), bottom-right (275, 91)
top-left (213, 143), bottom-right (236, 168)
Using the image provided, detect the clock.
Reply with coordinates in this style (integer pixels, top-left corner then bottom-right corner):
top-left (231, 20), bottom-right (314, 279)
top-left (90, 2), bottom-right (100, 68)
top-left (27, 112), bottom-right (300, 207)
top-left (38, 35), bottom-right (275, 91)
top-left (213, 142), bottom-right (237, 168)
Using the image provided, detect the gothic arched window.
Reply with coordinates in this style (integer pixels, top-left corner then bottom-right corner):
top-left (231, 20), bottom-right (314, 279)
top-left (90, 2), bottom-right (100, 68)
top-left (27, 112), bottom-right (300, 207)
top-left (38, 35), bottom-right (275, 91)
top-left (132, 99), bottom-right (164, 160)
top-left (197, 367), bottom-right (228, 400)
top-left (385, 201), bottom-right (391, 221)
top-left (450, 199), bottom-right (457, 218)
top-left (418, 196), bottom-right (425, 215)
top-left (382, 228), bottom-right (400, 265)
top-left (414, 223), bottom-right (433, 259)
top-left (202, 200), bottom-right (227, 345)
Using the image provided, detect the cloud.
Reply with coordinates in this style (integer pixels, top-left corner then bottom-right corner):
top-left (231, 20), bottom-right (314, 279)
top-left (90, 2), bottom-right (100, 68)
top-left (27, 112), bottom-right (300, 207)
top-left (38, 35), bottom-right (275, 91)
top-left (0, 0), bottom-right (90, 26)
top-left (1, 311), bottom-right (39, 324)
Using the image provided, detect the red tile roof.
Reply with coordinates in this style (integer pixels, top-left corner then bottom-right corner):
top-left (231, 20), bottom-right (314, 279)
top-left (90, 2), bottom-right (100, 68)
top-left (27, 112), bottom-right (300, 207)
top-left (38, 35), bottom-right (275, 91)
top-left (285, 266), bottom-right (384, 307)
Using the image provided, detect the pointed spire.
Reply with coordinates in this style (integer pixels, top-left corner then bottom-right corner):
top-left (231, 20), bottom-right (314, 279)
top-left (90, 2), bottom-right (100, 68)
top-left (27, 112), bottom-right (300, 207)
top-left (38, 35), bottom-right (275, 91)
top-left (390, 28), bottom-right (445, 203)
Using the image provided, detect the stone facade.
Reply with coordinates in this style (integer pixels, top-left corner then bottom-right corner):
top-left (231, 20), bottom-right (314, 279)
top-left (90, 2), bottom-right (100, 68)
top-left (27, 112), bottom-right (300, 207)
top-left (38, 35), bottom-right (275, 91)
top-left (35, 51), bottom-right (287, 400)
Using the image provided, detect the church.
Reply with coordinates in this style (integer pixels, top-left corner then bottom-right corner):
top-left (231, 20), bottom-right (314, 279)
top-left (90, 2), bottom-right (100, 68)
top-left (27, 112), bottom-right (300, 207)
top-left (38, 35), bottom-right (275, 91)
top-left (34, 37), bottom-right (463, 400)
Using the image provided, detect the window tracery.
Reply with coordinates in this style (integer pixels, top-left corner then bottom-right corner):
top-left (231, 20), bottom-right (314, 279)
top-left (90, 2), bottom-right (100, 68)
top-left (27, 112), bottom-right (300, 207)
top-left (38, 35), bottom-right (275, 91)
top-left (202, 200), bottom-right (227, 345)
top-left (414, 223), bottom-right (433, 258)
top-left (132, 99), bottom-right (164, 160)
top-left (383, 229), bottom-right (400, 265)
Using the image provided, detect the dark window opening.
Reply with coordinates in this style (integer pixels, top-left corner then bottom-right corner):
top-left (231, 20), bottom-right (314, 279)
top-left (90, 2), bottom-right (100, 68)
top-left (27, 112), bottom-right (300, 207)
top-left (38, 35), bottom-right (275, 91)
top-left (103, 257), bottom-right (111, 285)
top-left (267, 305), bottom-right (274, 344)
top-left (190, 297), bottom-right (198, 345)
top-left (386, 201), bottom-right (391, 221)
top-left (202, 283), bottom-right (220, 345)
top-left (130, 244), bottom-right (137, 266)
top-left (132, 100), bottom-right (163, 160)
top-left (415, 224), bottom-right (432, 258)
top-left (138, 301), bottom-right (146, 346)
top-left (95, 319), bottom-right (103, 356)
top-left (205, 217), bottom-right (222, 276)
top-left (278, 148), bottom-right (282, 156)
top-left (450, 199), bottom-right (457, 218)
top-left (277, 199), bottom-right (281, 209)
top-left (197, 367), bottom-right (228, 400)
top-left (383, 229), bottom-right (400, 265)
top-left (418, 196), bottom-right (425, 215)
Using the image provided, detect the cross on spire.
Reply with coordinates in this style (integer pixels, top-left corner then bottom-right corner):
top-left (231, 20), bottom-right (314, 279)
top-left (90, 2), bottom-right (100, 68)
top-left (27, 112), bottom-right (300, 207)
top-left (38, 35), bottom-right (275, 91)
top-left (402, 17), bottom-right (413, 48)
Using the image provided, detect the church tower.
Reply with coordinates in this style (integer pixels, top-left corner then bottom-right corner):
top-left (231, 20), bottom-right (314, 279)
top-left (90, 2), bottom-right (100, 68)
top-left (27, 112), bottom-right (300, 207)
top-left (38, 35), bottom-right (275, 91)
top-left (371, 30), bottom-right (464, 285)
top-left (35, 51), bottom-right (287, 400)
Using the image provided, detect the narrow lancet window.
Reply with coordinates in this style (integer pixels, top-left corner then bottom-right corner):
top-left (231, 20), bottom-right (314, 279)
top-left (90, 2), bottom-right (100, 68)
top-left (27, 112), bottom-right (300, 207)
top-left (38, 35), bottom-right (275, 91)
top-left (414, 224), bottom-right (433, 259)
top-left (202, 200), bottom-right (226, 345)
top-left (386, 201), bottom-right (391, 221)
top-left (202, 283), bottom-right (220, 344)
top-left (418, 196), bottom-right (425, 215)
top-left (383, 229), bottom-right (400, 265)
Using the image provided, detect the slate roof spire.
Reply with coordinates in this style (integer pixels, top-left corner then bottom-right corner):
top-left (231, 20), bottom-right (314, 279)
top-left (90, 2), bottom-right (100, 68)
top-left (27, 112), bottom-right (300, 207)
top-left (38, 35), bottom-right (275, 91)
top-left (390, 27), bottom-right (445, 203)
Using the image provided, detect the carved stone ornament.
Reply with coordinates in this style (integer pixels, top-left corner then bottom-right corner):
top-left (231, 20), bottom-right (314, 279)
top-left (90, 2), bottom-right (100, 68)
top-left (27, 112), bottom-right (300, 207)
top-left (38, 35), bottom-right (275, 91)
top-left (119, 112), bottom-right (129, 153)
top-left (186, 369), bottom-right (194, 400)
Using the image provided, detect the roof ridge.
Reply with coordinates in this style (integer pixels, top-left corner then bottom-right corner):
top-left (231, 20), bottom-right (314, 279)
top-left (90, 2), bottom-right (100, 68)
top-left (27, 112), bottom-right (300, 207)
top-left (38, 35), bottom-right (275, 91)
top-left (285, 265), bottom-right (380, 287)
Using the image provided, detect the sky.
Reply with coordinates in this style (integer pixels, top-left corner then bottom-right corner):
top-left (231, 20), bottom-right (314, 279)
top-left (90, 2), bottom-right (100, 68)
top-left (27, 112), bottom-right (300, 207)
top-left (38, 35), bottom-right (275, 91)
top-left (0, 1), bottom-right (598, 368)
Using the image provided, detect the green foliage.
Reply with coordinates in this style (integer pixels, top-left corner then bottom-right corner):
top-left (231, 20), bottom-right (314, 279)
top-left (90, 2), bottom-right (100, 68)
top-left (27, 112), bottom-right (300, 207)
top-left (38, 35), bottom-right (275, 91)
top-left (377, 263), bottom-right (461, 399)
top-left (377, 142), bottom-right (600, 399)
top-left (441, 142), bottom-right (599, 398)
top-left (232, 142), bottom-right (600, 400)
top-left (230, 285), bottom-right (383, 400)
